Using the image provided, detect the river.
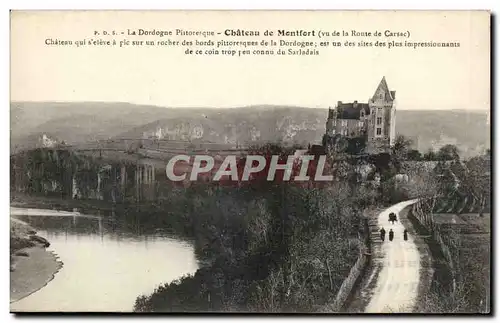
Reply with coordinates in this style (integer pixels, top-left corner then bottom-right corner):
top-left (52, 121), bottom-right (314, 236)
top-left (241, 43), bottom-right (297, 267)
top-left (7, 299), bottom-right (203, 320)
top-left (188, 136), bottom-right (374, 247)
top-left (10, 207), bottom-right (200, 312)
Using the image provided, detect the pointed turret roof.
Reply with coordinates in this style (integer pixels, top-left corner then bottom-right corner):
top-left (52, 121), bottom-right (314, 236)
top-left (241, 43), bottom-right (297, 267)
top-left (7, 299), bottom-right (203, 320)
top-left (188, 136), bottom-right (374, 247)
top-left (372, 76), bottom-right (394, 101)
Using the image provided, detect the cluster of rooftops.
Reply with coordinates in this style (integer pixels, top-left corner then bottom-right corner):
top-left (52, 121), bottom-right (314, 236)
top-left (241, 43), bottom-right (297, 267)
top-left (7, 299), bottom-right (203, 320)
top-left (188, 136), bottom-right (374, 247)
top-left (328, 76), bottom-right (396, 121)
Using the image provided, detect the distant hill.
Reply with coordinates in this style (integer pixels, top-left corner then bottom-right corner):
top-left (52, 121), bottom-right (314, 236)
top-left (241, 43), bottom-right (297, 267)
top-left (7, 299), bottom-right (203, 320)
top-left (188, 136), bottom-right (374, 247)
top-left (10, 102), bottom-right (490, 158)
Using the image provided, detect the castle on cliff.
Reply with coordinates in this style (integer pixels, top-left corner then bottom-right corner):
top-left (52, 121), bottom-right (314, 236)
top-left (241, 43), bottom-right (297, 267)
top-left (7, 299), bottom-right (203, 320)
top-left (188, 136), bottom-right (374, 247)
top-left (324, 76), bottom-right (397, 155)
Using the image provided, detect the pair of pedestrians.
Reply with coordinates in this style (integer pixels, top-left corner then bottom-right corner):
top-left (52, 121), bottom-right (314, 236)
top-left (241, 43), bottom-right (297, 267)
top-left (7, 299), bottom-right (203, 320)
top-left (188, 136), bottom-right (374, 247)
top-left (380, 228), bottom-right (408, 242)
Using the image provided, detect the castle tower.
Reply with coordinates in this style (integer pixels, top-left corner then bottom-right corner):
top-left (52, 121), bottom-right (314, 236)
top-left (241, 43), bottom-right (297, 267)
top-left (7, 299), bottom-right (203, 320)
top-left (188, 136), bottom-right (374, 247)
top-left (366, 76), bottom-right (396, 154)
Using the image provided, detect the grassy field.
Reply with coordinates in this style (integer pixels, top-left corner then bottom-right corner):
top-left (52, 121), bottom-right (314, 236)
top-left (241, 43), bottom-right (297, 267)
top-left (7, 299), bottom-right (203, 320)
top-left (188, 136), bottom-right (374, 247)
top-left (417, 211), bottom-right (490, 313)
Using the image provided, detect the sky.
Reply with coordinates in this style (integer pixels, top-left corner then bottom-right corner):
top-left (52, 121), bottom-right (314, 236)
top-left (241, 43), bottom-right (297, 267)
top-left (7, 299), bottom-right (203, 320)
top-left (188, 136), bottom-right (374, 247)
top-left (10, 11), bottom-right (490, 110)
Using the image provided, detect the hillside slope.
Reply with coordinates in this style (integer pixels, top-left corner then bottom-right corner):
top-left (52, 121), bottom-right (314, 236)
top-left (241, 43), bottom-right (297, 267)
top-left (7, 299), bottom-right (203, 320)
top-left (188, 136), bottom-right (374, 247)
top-left (10, 102), bottom-right (490, 158)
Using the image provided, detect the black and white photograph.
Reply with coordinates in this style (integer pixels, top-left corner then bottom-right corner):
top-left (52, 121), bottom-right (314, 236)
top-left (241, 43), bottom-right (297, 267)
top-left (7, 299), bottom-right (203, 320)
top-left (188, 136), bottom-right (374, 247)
top-left (8, 10), bottom-right (491, 314)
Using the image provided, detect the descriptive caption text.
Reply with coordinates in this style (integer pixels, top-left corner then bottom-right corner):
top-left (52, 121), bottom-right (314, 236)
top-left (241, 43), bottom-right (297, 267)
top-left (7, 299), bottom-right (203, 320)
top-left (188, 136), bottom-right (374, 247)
top-left (44, 28), bottom-right (461, 57)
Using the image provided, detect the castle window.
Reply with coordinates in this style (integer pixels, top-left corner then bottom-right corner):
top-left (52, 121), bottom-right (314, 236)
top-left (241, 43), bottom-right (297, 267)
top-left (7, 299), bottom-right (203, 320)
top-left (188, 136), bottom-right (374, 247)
top-left (377, 117), bottom-right (382, 125)
top-left (376, 128), bottom-right (382, 135)
top-left (380, 93), bottom-right (383, 99)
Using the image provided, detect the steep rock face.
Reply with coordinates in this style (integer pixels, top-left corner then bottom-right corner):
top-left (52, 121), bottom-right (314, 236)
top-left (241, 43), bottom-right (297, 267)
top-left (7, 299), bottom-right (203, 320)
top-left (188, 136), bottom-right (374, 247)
top-left (111, 108), bottom-right (491, 157)
top-left (126, 113), bottom-right (327, 146)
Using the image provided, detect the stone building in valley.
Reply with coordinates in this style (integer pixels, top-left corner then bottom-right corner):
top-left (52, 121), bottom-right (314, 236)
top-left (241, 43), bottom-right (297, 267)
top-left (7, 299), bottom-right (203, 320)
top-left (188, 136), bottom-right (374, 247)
top-left (324, 76), bottom-right (397, 155)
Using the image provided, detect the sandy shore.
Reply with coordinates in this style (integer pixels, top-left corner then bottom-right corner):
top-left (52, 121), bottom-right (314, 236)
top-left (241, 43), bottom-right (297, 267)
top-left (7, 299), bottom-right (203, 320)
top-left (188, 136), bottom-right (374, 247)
top-left (10, 218), bottom-right (63, 304)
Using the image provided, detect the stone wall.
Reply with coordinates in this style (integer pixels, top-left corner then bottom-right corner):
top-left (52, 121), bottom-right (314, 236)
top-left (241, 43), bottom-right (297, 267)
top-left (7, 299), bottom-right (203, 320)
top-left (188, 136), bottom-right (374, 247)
top-left (408, 200), bottom-right (455, 287)
top-left (319, 217), bottom-right (371, 312)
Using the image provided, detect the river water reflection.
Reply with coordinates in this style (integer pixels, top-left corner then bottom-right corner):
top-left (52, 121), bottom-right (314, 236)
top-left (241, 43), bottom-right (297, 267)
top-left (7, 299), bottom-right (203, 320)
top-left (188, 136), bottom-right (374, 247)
top-left (10, 208), bottom-right (199, 312)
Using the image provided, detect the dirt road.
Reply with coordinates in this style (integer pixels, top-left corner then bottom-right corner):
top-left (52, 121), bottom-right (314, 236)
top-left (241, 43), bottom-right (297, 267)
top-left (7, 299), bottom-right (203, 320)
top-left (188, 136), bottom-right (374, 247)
top-left (364, 199), bottom-right (420, 313)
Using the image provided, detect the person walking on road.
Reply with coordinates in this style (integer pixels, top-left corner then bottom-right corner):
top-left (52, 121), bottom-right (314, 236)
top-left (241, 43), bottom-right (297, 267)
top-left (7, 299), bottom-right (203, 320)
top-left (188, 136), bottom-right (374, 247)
top-left (389, 229), bottom-right (394, 241)
top-left (380, 227), bottom-right (386, 241)
top-left (403, 229), bottom-right (408, 241)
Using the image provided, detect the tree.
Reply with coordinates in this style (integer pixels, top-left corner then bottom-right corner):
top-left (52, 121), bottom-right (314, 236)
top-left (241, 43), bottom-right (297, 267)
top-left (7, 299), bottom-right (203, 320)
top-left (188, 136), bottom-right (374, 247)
top-left (423, 149), bottom-right (437, 161)
top-left (321, 134), bottom-right (328, 147)
top-left (388, 135), bottom-right (413, 174)
top-left (392, 135), bottom-right (413, 157)
top-left (437, 144), bottom-right (460, 161)
top-left (133, 141), bottom-right (373, 313)
top-left (345, 137), bottom-right (366, 155)
top-left (463, 155), bottom-right (491, 215)
top-left (406, 149), bottom-right (421, 161)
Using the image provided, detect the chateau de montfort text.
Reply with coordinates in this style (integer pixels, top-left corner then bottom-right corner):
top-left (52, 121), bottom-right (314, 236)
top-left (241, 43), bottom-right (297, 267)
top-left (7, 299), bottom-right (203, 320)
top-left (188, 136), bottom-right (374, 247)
top-left (122, 29), bottom-right (411, 38)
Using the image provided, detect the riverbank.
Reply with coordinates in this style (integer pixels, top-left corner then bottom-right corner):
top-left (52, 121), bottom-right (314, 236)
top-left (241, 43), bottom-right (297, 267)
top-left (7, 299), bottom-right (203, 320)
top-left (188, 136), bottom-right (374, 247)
top-left (134, 183), bottom-right (367, 312)
top-left (10, 218), bottom-right (63, 304)
top-left (11, 192), bottom-right (119, 213)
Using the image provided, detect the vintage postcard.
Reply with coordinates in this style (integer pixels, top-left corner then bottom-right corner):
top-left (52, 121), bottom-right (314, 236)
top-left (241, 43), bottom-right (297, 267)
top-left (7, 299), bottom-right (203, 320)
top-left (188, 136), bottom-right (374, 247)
top-left (9, 10), bottom-right (491, 314)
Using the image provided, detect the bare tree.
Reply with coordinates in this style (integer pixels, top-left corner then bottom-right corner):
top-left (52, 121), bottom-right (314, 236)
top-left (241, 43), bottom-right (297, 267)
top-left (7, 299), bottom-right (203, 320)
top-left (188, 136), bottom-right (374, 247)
top-left (392, 135), bottom-right (413, 158)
